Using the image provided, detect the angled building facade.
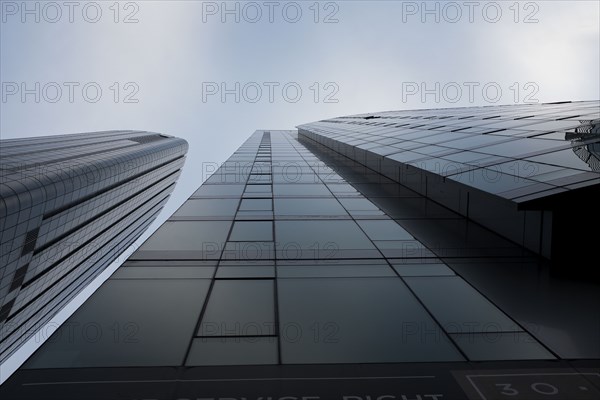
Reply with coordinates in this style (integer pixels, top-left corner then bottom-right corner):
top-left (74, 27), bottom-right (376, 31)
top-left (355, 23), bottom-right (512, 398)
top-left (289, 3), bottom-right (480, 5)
top-left (300, 101), bottom-right (600, 270)
top-left (0, 130), bottom-right (188, 365)
top-left (1, 103), bottom-right (599, 398)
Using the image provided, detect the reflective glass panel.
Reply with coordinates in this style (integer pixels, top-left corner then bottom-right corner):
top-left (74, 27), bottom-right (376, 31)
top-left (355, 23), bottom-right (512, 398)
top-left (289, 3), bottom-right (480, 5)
top-left (140, 221), bottom-right (232, 251)
top-left (404, 276), bottom-right (521, 332)
top-left (187, 337), bottom-right (278, 366)
top-left (450, 332), bottom-right (555, 361)
top-left (199, 280), bottom-right (275, 336)
top-left (277, 278), bottom-right (463, 363)
top-left (229, 221), bottom-right (273, 241)
top-left (173, 199), bottom-right (239, 217)
top-left (357, 219), bottom-right (414, 240)
top-left (25, 279), bottom-right (210, 368)
top-left (274, 198), bottom-right (348, 217)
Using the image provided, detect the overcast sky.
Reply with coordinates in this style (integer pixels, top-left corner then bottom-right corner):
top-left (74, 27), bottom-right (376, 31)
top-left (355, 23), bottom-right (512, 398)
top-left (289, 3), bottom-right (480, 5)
top-left (1, 0), bottom-right (599, 379)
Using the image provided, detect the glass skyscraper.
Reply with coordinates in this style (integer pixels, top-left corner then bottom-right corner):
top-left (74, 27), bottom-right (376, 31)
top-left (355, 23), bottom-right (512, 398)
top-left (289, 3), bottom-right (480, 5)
top-left (299, 101), bottom-right (600, 271)
top-left (1, 103), bottom-right (598, 399)
top-left (0, 130), bottom-right (188, 367)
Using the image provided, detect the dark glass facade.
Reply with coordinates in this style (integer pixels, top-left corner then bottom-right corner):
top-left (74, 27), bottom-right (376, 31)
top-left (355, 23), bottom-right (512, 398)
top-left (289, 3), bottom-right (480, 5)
top-left (299, 101), bottom-right (600, 270)
top-left (1, 104), bottom-right (599, 399)
top-left (0, 130), bottom-right (188, 367)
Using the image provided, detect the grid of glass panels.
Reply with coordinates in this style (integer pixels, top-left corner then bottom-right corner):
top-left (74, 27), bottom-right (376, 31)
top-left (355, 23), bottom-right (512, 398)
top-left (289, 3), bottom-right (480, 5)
top-left (0, 130), bottom-right (188, 365)
top-left (298, 101), bottom-right (600, 202)
top-left (23, 129), bottom-right (578, 373)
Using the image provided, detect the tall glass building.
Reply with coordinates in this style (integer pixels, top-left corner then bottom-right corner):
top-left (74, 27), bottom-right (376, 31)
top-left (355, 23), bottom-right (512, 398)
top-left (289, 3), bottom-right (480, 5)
top-left (1, 103), bottom-right (598, 399)
top-left (299, 101), bottom-right (600, 271)
top-left (0, 130), bottom-right (188, 367)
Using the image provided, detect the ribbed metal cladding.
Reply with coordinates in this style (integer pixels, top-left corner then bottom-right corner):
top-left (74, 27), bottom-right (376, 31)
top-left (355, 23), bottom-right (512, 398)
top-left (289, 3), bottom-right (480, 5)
top-left (0, 130), bottom-right (188, 364)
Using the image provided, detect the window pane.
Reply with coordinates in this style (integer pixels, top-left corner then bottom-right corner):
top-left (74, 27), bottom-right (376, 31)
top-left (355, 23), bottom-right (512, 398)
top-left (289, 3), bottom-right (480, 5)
top-left (239, 199), bottom-right (272, 211)
top-left (235, 211), bottom-right (274, 220)
top-left (186, 337), bottom-right (278, 366)
top-left (274, 198), bottom-right (348, 217)
top-left (278, 262), bottom-right (396, 278)
top-left (450, 332), bottom-right (554, 361)
top-left (139, 221), bottom-right (232, 251)
top-left (111, 266), bottom-right (215, 279)
top-left (273, 173), bottom-right (320, 184)
top-left (230, 221), bottom-right (273, 241)
top-left (404, 276), bottom-right (521, 332)
top-left (248, 174), bottom-right (272, 184)
top-left (173, 199), bottom-right (239, 217)
top-left (192, 184), bottom-right (245, 197)
top-left (273, 184), bottom-right (332, 197)
top-left (222, 241), bottom-right (275, 260)
top-left (216, 266), bottom-right (275, 278)
top-left (528, 148), bottom-right (598, 171)
top-left (392, 263), bottom-right (455, 277)
top-left (338, 198), bottom-right (381, 211)
top-left (275, 220), bottom-right (379, 259)
top-left (199, 280), bottom-right (275, 336)
top-left (357, 220), bottom-right (414, 240)
top-left (25, 279), bottom-right (210, 368)
top-left (277, 278), bottom-right (463, 363)
top-left (245, 184), bottom-right (272, 193)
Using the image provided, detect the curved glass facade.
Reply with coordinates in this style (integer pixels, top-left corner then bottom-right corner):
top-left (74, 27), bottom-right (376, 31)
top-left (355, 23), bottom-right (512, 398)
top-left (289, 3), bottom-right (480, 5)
top-left (0, 130), bottom-right (188, 365)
